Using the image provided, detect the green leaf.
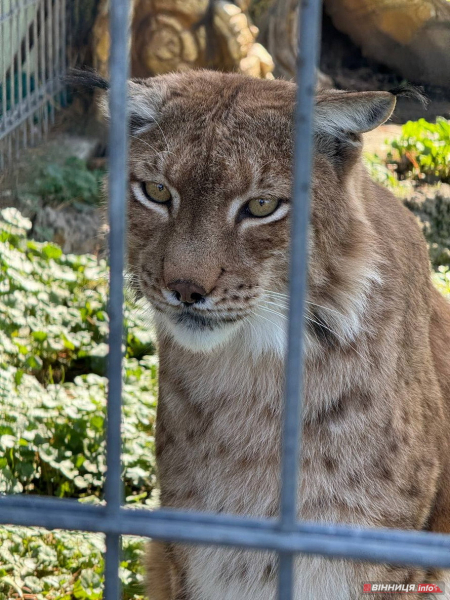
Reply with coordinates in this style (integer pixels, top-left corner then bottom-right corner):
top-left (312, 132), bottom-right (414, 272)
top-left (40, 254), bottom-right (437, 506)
top-left (14, 369), bottom-right (24, 385)
top-left (24, 355), bottom-right (44, 370)
top-left (32, 331), bottom-right (48, 342)
top-left (74, 569), bottom-right (103, 600)
top-left (42, 244), bottom-right (63, 260)
top-left (23, 575), bottom-right (43, 593)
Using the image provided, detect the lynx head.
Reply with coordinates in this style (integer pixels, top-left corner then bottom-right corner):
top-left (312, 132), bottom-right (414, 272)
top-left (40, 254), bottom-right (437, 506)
top-left (90, 70), bottom-right (400, 355)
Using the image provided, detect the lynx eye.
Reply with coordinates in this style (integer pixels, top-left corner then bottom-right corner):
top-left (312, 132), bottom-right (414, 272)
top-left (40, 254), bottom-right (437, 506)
top-left (247, 198), bottom-right (279, 218)
top-left (142, 182), bottom-right (172, 204)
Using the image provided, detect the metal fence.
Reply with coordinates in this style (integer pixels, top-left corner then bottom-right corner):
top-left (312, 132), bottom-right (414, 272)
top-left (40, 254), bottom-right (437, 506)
top-left (0, 0), bottom-right (67, 170)
top-left (1, 0), bottom-right (450, 599)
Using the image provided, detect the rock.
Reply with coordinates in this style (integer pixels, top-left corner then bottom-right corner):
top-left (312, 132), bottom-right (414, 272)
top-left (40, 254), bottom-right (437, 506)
top-left (32, 205), bottom-right (105, 256)
top-left (93, 0), bottom-right (275, 80)
top-left (324, 0), bottom-right (450, 91)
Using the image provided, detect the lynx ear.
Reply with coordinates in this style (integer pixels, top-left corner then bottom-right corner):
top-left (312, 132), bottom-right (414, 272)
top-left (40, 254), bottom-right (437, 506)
top-left (65, 68), bottom-right (110, 91)
top-left (66, 70), bottom-right (165, 135)
top-left (98, 79), bottom-right (167, 135)
top-left (314, 90), bottom-right (397, 139)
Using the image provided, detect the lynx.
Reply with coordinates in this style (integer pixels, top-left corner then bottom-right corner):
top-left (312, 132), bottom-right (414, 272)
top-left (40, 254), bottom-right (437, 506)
top-left (75, 69), bottom-right (450, 599)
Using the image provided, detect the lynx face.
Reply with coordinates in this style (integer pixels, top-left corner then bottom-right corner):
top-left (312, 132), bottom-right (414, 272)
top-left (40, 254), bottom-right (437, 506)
top-left (117, 71), bottom-right (396, 354)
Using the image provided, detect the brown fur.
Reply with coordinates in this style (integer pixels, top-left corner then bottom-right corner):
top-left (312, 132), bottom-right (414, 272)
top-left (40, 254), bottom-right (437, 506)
top-left (145, 542), bottom-right (180, 600)
top-left (103, 71), bottom-right (450, 599)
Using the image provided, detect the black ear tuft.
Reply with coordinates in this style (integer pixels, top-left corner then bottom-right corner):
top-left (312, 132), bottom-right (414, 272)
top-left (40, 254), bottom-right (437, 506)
top-left (388, 84), bottom-right (428, 107)
top-left (64, 68), bottom-right (110, 91)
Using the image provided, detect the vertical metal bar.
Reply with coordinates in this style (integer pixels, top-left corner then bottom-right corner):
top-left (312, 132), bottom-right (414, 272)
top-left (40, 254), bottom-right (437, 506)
top-left (105, 0), bottom-right (129, 525)
top-left (32, 0), bottom-right (40, 141)
top-left (1, 0), bottom-right (6, 169)
top-left (68, 0), bottom-right (75, 70)
top-left (54, 0), bottom-right (60, 107)
top-left (46, 0), bottom-right (54, 124)
top-left (36, 0), bottom-right (42, 139)
top-left (39, 0), bottom-right (48, 136)
top-left (17, 1), bottom-right (23, 100)
top-left (9, 0), bottom-right (17, 157)
top-left (104, 533), bottom-right (121, 600)
top-left (25, 1), bottom-right (32, 145)
top-left (1, 0), bottom-right (7, 139)
top-left (6, 0), bottom-right (12, 169)
top-left (6, 0), bottom-right (12, 165)
top-left (18, 0), bottom-right (26, 150)
top-left (61, 0), bottom-right (67, 105)
top-left (278, 0), bottom-right (322, 598)
top-left (8, 131), bottom-right (12, 166)
top-left (15, 9), bottom-right (21, 159)
top-left (104, 0), bottom-right (130, 597)
top-left (278, 553), bottom-right (295, 600)
top-left (13, 3), bottom-right (18, 159)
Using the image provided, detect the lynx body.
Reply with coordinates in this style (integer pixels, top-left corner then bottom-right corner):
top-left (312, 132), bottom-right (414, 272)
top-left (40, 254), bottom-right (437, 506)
top-left (95, 70), bottom-right (450, 599)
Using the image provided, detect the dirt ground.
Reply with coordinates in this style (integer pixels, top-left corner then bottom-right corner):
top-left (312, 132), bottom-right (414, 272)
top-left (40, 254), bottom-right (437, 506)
top-left (363, 125), bottom-right (402, 158)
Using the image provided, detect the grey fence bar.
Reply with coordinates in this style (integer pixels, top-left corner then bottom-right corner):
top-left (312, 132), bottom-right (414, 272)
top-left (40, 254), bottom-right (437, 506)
top-left (278, 0), bottom-right (323, 596)
top-left (104, 0), bottom-right (130, 596)
top-left (0, 0), bottom-right (68, 170)
top-left (2, 495), bottom-right (450, 569)
top-left (2, 0), bottom-right (450, 599)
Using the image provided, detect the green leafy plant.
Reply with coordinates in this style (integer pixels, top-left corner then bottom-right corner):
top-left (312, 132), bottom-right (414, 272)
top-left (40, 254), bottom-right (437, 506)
top-left (0, 207), bottom-right (156, 599)
top-left (0, 526), bottom-right (146, 600)
top-left (0, 360), bottom-right (158, 500)
top-left (433, 266), bottom-right (450, 297)
top-left (0, 207), bottom-right (157, 500)
top-left (363, 152), bottom-right (411, 197)
top-left (0, 208), bottom-right (154, 385)
top-left (34, 157), bottom-right (105, 208)
top-left (388, 118), bottom-right (450, 182)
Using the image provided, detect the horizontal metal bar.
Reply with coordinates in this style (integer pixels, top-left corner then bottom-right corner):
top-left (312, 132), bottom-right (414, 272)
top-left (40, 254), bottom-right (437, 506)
top-left (1, 496), bottom-right (450, 568)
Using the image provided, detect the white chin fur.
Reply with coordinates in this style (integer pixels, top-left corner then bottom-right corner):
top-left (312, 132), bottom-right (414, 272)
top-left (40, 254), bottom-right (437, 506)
top-left (153, 312), bottom-right (242, 353)
top-left (153, 306), bottom-right (288, 357)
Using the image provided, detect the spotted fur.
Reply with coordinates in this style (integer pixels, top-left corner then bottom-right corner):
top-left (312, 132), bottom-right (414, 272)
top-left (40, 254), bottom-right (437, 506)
top-left (96, 71), bottom-right (450, 599)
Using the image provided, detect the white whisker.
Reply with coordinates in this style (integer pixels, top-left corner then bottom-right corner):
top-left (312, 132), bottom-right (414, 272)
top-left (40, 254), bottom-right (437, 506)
top-left (251, 310), bottom-right (287, 337)
top-left (151, 114), bottom-right (172, 156)
top-left (305, 315), bottom-right (372, 365)
top-left (259, 306), bottom-right (288, 322)
top-left (306, 300), bottom-right (371, 336)
top-left (263, 289), bottom-right (289, 300)
top-left (129, 134), bottom-right (174, 157)
top-left (261, 299), bottom-right (289, 312)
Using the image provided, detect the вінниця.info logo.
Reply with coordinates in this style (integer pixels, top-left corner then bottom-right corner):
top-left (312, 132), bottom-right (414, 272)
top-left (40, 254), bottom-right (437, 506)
top-left (363, 583), bottom-right (445, 594)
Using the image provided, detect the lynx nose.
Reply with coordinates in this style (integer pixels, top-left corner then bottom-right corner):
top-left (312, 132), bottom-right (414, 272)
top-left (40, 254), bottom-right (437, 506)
top-left (168, 280), bottom-right (207, 305)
